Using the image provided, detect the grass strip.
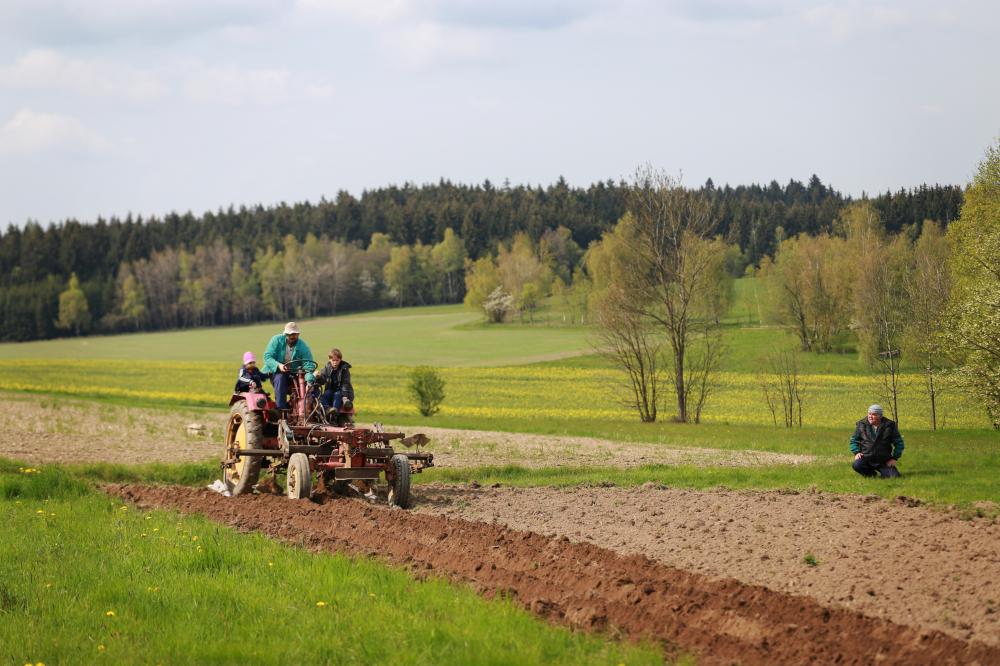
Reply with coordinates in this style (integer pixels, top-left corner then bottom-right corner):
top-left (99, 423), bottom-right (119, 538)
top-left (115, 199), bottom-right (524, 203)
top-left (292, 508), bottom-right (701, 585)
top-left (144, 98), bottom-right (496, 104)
top-left (416, 459), bottom-right (998, 515)
top-left (0, 465), bottom-right (662, 666)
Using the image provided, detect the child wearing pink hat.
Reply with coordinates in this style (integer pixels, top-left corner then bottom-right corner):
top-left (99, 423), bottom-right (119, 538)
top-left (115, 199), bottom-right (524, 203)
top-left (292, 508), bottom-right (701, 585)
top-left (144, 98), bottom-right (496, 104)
top-left (234, 351), bottom-right (267, 393)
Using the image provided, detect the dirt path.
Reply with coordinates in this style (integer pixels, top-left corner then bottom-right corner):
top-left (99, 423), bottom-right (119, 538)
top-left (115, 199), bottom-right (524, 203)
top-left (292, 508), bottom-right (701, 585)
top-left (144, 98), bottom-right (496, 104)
top-left (106, 484), bottom-right (999, 666)
top-left (407, 425), bottom-right (813, 469)
top-left (0, 394), bottom-right (811, 469)
top-left (415, 483), bottom-right (1000, 648)
top-left (0, 393), bottom-right (219, 464)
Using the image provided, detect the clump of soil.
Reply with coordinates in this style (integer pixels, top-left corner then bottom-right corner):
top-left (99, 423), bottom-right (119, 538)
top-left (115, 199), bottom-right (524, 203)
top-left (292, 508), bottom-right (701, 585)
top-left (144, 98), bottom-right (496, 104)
top-left (415, 483), bottom-right (1000, 647)
top-left (106, 484), bottom-right (1000, 666)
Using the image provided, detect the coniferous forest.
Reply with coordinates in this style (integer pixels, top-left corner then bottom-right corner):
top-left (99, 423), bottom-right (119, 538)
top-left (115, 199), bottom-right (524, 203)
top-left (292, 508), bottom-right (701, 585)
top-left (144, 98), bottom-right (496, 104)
top-left (0, 176), bottom-right (963, 342)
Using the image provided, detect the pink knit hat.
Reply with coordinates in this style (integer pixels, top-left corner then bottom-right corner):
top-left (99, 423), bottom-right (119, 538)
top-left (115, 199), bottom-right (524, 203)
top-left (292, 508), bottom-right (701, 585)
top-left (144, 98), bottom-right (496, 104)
top-left (243, 351), bottom-right (256, 364)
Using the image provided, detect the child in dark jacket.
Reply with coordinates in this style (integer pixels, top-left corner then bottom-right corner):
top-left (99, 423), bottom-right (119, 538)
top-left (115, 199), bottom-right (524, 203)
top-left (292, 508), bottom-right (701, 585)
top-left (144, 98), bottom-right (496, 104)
top-left (234, 351), bottom-right (267, 393)
top-left (316, 348), bottom-right (354, 411)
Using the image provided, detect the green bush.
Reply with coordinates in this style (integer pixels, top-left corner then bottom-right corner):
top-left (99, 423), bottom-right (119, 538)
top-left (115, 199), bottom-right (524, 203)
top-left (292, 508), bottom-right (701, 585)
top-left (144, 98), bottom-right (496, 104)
top-left (409, 366), bottom-right (445, 416)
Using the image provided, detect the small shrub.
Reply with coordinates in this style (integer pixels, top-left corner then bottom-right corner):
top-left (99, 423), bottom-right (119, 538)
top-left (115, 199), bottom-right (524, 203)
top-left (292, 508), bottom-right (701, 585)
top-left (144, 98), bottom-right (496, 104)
top-left (483, 287), bottom-right (514, 323)
top-left (409, 366), bottom-right (445, 417)
top-left (803, 553), bottom-right (819, 567)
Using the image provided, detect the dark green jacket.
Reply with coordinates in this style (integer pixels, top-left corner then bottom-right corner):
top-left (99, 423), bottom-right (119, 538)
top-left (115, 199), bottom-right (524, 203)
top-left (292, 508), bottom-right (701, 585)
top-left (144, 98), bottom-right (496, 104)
top-left (850, 417), bottom-right (904, 463)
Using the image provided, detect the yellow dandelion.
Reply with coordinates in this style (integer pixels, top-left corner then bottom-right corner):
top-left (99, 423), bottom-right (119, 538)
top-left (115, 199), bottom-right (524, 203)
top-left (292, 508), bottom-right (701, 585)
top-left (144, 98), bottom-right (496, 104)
top-left (268, 562), bottom-right (273, 567)
top-left (105, 610), bottom-right (115, 617)
top-left (119, 506), bottom-right (128, 511)
top-left (315, 601), bottom-right (327, 607)
top-left (98, 645), bottom-right (106, 652)
top-left (191, 536), bottom-right (199, 541)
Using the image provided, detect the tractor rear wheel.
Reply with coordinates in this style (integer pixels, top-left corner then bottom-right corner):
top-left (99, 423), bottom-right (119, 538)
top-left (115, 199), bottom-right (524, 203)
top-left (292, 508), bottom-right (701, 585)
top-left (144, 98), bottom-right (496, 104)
top-left (286, 453), bottom-right (312, 500)
top-left (224, 400), bottom-right (262, 495)
top-left (388, 454), bottom-right (411, 508)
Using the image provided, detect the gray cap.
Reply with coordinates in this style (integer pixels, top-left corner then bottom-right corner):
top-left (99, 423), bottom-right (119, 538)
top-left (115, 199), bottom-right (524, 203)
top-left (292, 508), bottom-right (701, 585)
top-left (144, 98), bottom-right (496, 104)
top-left (867, 404), bottom-right (883, 415)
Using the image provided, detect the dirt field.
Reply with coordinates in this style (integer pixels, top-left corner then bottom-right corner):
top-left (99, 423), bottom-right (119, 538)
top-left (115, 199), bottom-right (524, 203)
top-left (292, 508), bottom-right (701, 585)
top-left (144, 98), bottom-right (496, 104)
top-left (414, 483), bottom-right (1000, 648)
top-left (107, 484), bottom-right (1000, 666)
top-left (0, 393), bottom-right (812, 469)
top-left (0, 393), bottom-right (220, 464)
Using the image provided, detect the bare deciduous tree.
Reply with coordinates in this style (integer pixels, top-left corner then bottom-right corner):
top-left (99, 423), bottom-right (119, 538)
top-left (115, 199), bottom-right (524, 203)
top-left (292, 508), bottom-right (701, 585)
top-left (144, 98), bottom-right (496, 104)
top-left (620, 167), bottom-right (728, 423)
top-left (759, 350), bottom-right (806, 427)
top-left (588, 166), bottom-right (730, 423)
top-left (592, 284), bottom-right (662, 422)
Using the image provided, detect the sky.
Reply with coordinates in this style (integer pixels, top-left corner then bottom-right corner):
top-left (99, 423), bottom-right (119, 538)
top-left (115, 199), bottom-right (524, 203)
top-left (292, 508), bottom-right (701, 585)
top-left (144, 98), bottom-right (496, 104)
top-left (0, 0), bottom-right (997, 228)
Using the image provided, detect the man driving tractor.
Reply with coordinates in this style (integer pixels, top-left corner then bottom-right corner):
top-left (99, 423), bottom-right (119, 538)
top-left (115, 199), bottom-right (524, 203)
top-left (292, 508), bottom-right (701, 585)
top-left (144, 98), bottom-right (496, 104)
top-left (261, 321), bottom-right (316, 412)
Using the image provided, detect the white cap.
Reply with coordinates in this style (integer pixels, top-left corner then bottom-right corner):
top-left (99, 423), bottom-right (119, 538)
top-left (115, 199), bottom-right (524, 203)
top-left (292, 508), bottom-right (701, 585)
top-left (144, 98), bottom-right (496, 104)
top-left (283, 321), bottom-right (300, 335)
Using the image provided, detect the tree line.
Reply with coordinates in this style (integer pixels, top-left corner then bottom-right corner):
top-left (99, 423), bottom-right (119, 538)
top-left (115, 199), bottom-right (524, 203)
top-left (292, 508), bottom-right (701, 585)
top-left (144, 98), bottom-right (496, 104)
top-left (588, 148), bottom-right (997, 429)
top-left (1, 176), bottom-right (963, 341)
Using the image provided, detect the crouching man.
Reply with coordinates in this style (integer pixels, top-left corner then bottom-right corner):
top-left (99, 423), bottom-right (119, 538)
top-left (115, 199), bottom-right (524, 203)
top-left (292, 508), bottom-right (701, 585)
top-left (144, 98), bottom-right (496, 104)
top-left (850, 404), bottom-right (904, 478)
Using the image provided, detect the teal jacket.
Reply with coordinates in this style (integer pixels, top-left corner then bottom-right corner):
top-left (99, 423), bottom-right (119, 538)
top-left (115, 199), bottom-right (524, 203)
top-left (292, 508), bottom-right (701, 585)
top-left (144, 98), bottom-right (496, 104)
top-left (262, 334), bottom-right (315, 382)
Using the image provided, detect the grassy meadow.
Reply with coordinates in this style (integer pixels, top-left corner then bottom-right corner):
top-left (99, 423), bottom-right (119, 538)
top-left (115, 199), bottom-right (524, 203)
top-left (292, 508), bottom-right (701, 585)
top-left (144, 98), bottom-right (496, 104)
top-left (0, 279), bottom-right (989, 431)
top-left (0, 304), bottom-right (590, 367)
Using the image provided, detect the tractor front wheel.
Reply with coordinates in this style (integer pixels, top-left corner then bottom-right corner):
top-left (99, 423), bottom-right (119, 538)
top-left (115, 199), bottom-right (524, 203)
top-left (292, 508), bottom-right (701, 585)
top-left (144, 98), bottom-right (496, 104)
top-left (286, 453), bottom-right (312, 500)
top-left (388, 454), bottom-right (411, 508)
top-left (224, 400), bottom-right (262, 495)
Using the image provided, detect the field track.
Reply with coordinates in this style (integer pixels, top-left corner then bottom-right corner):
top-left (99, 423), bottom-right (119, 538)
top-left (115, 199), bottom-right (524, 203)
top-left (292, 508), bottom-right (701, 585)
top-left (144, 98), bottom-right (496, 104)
top-left (107, 484), bottom-right (1000, 665)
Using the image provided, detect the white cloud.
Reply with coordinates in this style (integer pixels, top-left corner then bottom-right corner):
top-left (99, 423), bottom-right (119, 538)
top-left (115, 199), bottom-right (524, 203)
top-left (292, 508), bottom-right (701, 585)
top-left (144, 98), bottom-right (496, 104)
top-left (0, 49), bottom-right (167, 102)
top-left (297, 0), bottom-right (605, 29)
top-left (304, 83), bottom-right (337, 100)
top-left (801, 2), bottom-right (915, 41)
top-left (0, 50), bottom-right (335, 108)
top-left (296, 0), bottom-right (411, 24)
top-left (385, 21), bottom-right (492, 68)
top-left (181, 64), bottom-right (292, 106)
top-left (0, 0), bottom-right (287, 45)
top-left (0, 108), bottom-right (109, 154)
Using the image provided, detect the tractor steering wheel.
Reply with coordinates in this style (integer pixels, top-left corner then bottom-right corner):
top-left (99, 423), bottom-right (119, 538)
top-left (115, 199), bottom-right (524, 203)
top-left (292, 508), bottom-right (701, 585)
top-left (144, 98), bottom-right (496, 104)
top-left (284, 359), bottom-right (318, 374)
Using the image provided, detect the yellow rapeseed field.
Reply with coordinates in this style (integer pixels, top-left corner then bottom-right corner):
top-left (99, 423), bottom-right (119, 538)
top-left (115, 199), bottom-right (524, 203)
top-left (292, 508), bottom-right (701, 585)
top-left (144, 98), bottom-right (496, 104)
top-left (0, 359), bottom-right (988, 429)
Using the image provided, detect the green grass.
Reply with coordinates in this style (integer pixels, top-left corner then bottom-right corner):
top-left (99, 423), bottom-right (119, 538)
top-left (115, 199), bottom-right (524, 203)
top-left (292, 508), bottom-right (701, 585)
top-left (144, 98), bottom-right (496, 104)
top-left (0, 304), bottom-right (590, 367)
top-left (0, 463), bottom-right (661, 665)
top-left (418, 452), bottom-right (998, 511)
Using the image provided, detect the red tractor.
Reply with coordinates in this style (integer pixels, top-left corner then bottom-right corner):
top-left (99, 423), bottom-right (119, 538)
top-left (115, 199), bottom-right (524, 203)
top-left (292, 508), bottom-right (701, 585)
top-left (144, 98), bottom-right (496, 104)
top-left (221, 359), bottom-right (432, 507)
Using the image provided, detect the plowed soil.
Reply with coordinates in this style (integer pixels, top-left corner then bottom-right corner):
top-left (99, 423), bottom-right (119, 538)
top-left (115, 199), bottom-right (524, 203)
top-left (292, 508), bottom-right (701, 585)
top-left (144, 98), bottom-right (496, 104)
top-left (415, 483), bottom-right (1000, 647)
top-left (106, 484), bottom-right (1000, 666)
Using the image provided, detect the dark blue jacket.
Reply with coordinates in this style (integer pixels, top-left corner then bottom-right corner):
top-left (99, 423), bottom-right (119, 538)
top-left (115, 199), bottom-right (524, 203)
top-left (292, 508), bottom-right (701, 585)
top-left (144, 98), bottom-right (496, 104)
top-left (234, 366), bottom-right (267, 393)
